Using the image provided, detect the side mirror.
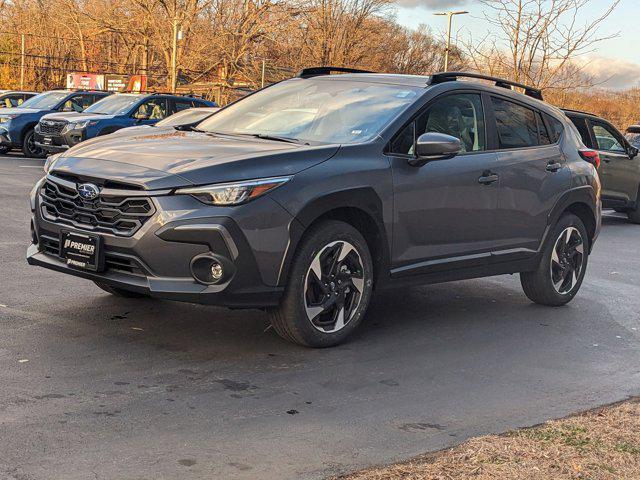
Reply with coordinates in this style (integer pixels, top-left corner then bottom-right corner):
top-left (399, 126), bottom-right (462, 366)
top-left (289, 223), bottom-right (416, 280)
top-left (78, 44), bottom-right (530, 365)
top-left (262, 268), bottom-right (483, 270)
top-left (628, 145), bottom-right (639, 159)
top-left (409, 132), bottom-right (462, 167)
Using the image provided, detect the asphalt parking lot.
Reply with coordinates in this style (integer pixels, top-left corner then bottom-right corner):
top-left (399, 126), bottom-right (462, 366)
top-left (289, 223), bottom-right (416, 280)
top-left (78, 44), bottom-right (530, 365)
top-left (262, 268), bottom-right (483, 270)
top-left (1, 155), bottom-right (640, 480)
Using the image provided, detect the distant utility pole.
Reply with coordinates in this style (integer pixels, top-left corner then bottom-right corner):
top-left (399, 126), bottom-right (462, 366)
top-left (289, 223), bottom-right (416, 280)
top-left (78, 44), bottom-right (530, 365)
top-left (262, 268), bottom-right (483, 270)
top-left (434, 10), bottom-right (468, 71)
top-left (171, 17), bottom-right (183, 93)
top-left (20, 34), bottom-right (25, 89)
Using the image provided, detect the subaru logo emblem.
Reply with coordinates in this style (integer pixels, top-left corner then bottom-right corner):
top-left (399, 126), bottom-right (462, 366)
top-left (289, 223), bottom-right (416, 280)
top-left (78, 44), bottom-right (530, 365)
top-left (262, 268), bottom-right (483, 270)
top-left (77, 183), bottom-right (100, 200)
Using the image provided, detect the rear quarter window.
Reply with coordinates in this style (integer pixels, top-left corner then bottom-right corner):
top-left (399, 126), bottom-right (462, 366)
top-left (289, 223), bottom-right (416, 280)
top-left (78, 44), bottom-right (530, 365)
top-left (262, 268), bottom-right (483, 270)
top-left (544, 114), bottom-right (565, 143)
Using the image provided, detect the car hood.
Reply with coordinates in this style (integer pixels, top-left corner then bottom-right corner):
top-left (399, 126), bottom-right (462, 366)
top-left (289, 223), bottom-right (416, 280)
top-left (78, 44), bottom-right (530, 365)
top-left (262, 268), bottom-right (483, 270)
top-left (1, 107), bottom-right (47, 116)
top-left (41, 112), bottom-right (115, 123)
top-left (51, 130), bottom-right (340, 190)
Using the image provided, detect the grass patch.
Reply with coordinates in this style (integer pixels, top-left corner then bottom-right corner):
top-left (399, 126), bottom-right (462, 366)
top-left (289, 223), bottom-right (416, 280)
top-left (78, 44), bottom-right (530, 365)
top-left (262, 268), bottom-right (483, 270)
top-left (339, 398), bottom-right (640, 480)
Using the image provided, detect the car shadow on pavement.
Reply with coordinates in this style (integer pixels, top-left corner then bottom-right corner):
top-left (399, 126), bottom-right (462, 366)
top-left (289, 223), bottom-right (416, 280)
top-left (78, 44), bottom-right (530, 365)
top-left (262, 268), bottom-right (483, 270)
top-left (46, 273), bottom-right (617, 372)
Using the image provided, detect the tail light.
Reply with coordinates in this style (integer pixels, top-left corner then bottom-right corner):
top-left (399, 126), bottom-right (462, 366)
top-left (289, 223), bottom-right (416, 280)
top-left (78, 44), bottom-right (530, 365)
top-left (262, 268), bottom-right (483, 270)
top-left (579, 149), bottom-right (600, 169)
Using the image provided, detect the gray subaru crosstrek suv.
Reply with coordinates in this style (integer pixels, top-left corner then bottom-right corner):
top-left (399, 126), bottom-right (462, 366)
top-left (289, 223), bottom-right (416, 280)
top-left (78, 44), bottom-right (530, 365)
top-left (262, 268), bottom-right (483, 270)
top-left (28, 68), bottom-right (602, 347)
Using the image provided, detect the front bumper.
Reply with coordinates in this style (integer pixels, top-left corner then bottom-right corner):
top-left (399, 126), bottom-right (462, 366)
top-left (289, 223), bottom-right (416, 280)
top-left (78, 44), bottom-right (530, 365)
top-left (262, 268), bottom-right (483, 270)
top-left (28, 176), bottom-right (292, 308)
top-left (34, 128), bottom-right (83, 153)
top-left (0, 127), bottom-right (13, 146)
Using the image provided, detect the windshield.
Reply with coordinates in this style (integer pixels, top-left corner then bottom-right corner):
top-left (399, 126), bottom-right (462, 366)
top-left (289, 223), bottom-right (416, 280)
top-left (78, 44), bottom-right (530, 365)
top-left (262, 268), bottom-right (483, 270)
top-left (197, 78), bottom-right (420, 144)
top-left (20, 91), bottom-right (69, 110)
top-left (156, 108), bottom-right (216, 127)
top-left (84, 94), bottom-right (144, 115)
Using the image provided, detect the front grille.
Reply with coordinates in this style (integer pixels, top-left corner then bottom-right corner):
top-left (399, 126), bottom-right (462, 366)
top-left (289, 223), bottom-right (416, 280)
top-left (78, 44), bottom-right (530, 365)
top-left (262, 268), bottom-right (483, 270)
top-left (40, 180), bottom-right (155, 237)
top-left (39, 234), bottom-right (146, 276)
top-left (39, 120), bottom-right (67, 136)
top-left (50, 172), bottom-right (143, 191)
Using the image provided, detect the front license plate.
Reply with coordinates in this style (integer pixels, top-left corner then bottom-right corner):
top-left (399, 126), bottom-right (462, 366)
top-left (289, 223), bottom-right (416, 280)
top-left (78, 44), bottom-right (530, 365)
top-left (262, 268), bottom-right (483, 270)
top-left (42, 136), bottom-right (52, 145)
top-left (59, 230), bottom-right (103, 271)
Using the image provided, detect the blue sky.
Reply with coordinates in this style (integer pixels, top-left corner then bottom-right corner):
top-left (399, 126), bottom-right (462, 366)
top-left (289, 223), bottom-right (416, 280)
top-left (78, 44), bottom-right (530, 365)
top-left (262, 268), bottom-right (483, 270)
top-left (392, 0), bottom-right (640, 88)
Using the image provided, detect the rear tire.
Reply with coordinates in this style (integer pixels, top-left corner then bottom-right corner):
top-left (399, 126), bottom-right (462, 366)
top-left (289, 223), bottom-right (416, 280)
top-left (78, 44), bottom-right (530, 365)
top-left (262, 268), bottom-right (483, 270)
top-left (268, 220), bottom-right (374, 348)
top-left (22, 129), bottom-right (46, 158)
top-left (520, 213), bottom-right (589, 306)
top-left (94, 281), bottom-right (148, 298)
top-left (628, 208), bottom-right (640, 224)
top-left (627, 189), bottom-right (640, 224)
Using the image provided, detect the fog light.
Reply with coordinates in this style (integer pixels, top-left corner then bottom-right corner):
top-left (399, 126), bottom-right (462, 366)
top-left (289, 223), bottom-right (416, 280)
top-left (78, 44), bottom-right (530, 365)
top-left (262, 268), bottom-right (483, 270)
top-left (190, 254), bottom-right (233, 285)
top-left (210, 261), bottom-right (224, 281)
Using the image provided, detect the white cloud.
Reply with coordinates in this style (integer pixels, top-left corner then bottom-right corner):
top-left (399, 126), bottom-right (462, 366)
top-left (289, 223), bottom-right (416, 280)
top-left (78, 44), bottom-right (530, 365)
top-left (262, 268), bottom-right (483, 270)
top-left (578, 56), bottom-right (640, 90)
top-left (394, 0), bottom-right (472, 9)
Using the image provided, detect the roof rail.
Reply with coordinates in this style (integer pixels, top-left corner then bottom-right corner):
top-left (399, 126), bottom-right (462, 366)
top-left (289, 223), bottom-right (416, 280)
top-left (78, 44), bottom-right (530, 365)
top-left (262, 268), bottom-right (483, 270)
top-left (118, 90), bottom-right (201, 97)
top-left (62, 88), bottom-right (113, 93)
top-left (561, 108), bottom-right (597, 117)
top-left (429, 72), bottom-right (543, 100)
top-left (296, 66), bottom-right (374, 78)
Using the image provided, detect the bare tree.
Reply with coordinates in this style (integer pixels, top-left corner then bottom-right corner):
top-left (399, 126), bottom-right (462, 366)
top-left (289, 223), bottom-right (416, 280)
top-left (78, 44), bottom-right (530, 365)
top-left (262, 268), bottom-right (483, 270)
top-left (466, 0), bottom-right (620, 90)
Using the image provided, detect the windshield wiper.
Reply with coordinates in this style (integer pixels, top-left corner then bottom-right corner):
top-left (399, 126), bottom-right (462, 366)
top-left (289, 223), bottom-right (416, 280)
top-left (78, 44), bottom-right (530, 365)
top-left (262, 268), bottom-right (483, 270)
top-left (251, 133), bottom-right (304, 144)
top-left (193, 131), bottom-right (308, 145)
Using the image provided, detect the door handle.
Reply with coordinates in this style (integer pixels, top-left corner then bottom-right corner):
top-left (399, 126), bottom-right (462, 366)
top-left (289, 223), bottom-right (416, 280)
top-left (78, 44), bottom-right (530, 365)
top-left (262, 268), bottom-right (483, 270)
top-left (546, 162), bottom-right (562, 172)
top-left (478, 173), bottom-right (499, 185)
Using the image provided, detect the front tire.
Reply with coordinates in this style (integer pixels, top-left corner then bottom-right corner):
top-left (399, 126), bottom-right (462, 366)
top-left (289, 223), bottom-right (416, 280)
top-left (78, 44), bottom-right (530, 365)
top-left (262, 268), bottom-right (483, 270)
top-left (520, 213), bottom-right (589, 306)
top-left (268, 220), bottom-right (374, 347)
top-left (22, 129), bottom-right (46, 158)
top-left (94, 281), bottom-right (148, 298)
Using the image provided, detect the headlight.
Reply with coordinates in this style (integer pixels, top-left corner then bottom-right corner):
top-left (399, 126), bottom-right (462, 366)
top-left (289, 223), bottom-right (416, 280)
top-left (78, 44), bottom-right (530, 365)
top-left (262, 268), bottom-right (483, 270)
top-left (175, 176), bottom-right (291, 206)
top-left (63, 120), bottom-right (97, 132)
top-left (44, 153), bottom-right (62, 174)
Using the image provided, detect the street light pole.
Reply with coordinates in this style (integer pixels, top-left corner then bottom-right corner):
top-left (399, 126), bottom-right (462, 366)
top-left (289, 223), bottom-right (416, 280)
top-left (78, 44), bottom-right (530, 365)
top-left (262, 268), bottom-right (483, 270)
top-left (434, 11), bottom-right (468, 71)
top-left (20, 34), bottom-right (25, 89)
top-left (171, 17), bottom-right (183, 93)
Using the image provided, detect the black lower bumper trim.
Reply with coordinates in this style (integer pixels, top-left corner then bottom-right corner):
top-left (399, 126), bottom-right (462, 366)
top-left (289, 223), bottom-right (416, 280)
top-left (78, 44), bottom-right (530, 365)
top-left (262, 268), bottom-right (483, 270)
top-left (27, 245), bottom-right (283, 308)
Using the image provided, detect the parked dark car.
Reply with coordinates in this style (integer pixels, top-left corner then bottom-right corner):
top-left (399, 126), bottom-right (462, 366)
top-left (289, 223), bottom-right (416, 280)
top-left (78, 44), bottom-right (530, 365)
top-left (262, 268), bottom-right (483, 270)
top-left (0, 90), bottom-right (110, 157)
top-left (34, 93), bottom-right (217, 154)
top-left (154, 106), bottom-right (219, 128)
top-left (105, 106), bottom-right (220, 138)
top-left (626, 125), bottom-right (640, 149)
top-left (29, 69), bottom-right (601, 347)
top-left (0, 90), bottom-right (37, 109)
top-left (563, 110), bottom-right (640, 222)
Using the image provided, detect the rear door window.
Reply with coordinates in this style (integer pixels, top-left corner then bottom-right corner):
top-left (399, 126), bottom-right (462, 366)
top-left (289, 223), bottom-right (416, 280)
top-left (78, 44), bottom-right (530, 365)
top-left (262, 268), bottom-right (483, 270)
top-left (491, 97), bottom-right (538, 149)
top-left (566, 116), bottom-right (592, 147)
